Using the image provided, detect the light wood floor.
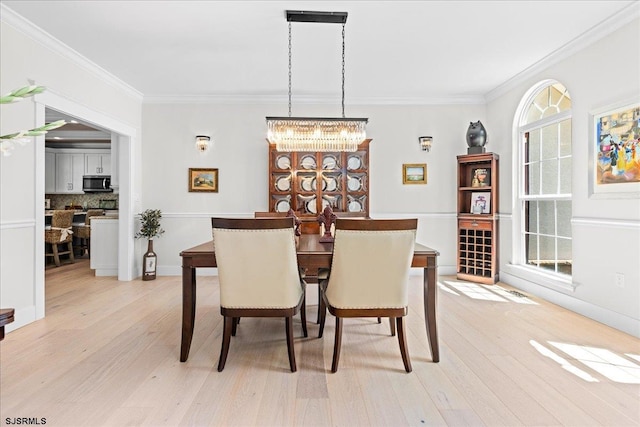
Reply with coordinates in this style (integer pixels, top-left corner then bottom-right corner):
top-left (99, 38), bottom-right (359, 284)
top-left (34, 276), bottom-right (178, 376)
top-left (1, 259), bottom-right (639, 426)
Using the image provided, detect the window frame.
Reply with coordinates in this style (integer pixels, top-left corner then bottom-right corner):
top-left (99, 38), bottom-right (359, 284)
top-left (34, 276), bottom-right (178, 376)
top-left (511, 80), bottom-right (574, 289)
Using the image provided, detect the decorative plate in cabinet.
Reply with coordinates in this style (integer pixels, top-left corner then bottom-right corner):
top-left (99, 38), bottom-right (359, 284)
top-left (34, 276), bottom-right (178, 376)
top-left (273, 174), bottom-right (292, 192)
top-left (274, 153), bottom-right (292, 170)
top-left (321, 153), bottom-right (341, 170)
top-left (299, 154), bottom-right (317, 170)
top-left (347, 195), bottom-right (367, 212)
top-left (322, 173), bottom-right (341, 192)
top-left (272, 195), bottom-right (292, 213)
top-left (347, 152), bottom-right (367, 171)
top-left (297, 194), bottom-right (317, 214)
top-left (322, 194), bottom-right (342, 211)
top-left (298, 173), bottom-right (317, 193)
top-left (346, 173), bottom-right (367, 192)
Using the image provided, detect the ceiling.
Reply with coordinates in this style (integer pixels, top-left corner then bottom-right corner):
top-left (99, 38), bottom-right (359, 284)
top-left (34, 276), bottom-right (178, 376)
top-left (2, 0), bottom-right (638, 105)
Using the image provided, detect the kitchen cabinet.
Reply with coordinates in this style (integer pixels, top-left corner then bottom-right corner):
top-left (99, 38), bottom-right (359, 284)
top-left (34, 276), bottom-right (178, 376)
top-left (90, 216), bottom-right (118, 276)
top-left (45, 150), bottom-right (56, 193)
top-left (85, 153), bottom-right (111, 175)
top-left (55, 153), bottom-right (85, 194)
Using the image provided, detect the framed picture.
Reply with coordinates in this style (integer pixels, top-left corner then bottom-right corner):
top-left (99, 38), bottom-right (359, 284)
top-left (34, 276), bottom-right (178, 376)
top-left (403, 163), bottom-right (427, 184)
top-left (590, 100), bottom-right (640, 198)
top-left (188, 168), bottom-right (218, 192)
top-left (470, 192), bottom-right (491, 214)
top-left (471, 168), bottom-right (490, 187)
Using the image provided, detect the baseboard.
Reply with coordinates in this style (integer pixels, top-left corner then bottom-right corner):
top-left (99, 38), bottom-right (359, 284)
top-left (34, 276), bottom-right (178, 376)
top-left (501, 270), bottom-right (640, 338)
top-left (4, 305), bottom-right (37, 334)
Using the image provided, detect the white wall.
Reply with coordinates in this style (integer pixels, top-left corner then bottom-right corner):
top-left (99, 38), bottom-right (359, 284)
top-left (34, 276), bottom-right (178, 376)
top-left (486, 17), bottom-right (640, 337)
top-left (141, 102), bottom-right (486, 276)
top-left (0, 13), bottom-right (143, 331)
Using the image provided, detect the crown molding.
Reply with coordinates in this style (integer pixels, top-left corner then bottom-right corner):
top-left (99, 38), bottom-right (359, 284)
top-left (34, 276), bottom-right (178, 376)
top-left (485, 2), bottom-right (640, 102)
top-left (142, 93), bottom-right (485, 106)
top-left (1, 3), bottom-right (143, 101)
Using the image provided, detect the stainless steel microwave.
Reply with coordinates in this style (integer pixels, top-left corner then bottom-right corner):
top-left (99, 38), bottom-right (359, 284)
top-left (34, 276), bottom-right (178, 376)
top-left (83, 175), bottom-right (113, 193)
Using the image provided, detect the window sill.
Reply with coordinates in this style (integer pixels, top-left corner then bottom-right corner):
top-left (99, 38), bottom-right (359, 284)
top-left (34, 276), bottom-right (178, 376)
top-left (502, 263), bottom-right (576, 293)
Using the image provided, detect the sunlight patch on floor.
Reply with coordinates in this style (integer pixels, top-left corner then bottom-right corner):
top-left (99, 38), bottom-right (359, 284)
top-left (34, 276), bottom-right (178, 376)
top-left (443, 280), bottom-right (507, 301)
top-left (484, 285), bottom-right (538, 305)
top-left (549, 342), bottom-right (640, 384)
top-left (530, 340), bottom-right (599, 382)
top-left (438, 281), bottom-right (460, 296)
top-left (441, 280), bottom-right (539, 305)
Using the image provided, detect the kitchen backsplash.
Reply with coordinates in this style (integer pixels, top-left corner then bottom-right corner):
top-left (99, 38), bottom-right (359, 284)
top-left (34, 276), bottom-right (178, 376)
top-left (46, 193), bottom-right (118, 210)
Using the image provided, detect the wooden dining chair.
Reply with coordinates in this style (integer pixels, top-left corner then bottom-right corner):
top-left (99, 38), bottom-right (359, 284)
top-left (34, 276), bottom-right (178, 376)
top-left (45, 210), bottom-right (76, 267)
top-left (212, 217), bottom-right (307, 372)
top-left (318, 218), bottom-right (417, 373)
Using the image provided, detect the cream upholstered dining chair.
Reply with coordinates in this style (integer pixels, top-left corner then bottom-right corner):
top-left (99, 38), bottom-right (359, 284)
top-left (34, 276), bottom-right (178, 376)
top-left (45, 210), bottom-right (76, 267)
top-left (212, 217), bottom-right (307, 372)
top-left (72, 209), bottom-right (104, 256)
top-left (318, 218), bottom-right (417, 373)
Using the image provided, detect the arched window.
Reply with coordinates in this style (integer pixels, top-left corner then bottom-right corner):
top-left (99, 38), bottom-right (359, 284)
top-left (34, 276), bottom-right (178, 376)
top-left (516, 82), bottom-right (572, 276)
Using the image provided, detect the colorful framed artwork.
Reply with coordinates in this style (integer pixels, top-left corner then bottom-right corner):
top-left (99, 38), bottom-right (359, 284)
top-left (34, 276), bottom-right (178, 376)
top-left (403, 163), bottom-right (427, 184)
top-left (590, 100), bottom-right (640, 198)
top-left (470, 192), bottom-right (491, 214)
top-left (188, 168), bottom-right (218, 192)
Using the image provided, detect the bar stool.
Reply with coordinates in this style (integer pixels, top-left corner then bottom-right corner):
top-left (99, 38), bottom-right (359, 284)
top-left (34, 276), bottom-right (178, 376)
top-left (45, 210), bottom-right (75, 267)
top-left (73, 209), bottom-right (104, 257)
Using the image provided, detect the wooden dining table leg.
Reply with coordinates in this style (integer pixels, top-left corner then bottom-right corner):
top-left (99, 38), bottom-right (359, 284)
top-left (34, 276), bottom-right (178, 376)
top-left (180, 264), bottom-right (196, 362)
top-left (424, 265), bottom-right (440, 362)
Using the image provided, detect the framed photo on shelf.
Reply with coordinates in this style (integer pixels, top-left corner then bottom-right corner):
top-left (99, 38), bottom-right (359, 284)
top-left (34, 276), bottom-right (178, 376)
top-left (470, 192), bottom-right (490, 214)
top-left (590, 100), bottom-right (640, 198)
top-left (403, 163), bottom-right (427, 184)
top-left (471, 168), bottom-right (490, 187)
top-left (188, 168), bottom-right (218, 192)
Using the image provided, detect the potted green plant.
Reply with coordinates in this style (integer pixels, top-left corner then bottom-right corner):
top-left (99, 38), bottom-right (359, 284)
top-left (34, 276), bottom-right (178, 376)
top-left (135, 209), bottom-right (164, 281)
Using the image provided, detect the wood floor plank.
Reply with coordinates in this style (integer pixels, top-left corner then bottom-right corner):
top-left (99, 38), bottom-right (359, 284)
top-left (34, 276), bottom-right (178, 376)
top-left (1, 263), bottom-right (638, 427)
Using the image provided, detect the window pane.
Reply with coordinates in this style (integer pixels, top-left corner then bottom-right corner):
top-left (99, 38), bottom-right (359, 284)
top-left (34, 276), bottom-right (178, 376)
top-left (557, 201), bottom-right (572, 238)
top-left (558, 238), bottom-right (572, 275)
top-left (560, 157), bottom-right (572, 194)
top-left (559, 119), bottom-right (571, 157)
top-left (526, 201), bottom-right (538, 233)
top-left (529, 129), bottom-right (540, 162)
top-left (538, 200), bottom-right (555, 236)
top-left (526, 233), bottom-right (538, 266)
top-left (539, 235), bottom-right (556, 269)
top-left (541, 160), bottom-right (558, 194)
top-left (552, 83), bottom-right (571, 113)
top-left (526, 163), bottom-right (540, 195)
top-left (541, 123), bottom-right (558, 160)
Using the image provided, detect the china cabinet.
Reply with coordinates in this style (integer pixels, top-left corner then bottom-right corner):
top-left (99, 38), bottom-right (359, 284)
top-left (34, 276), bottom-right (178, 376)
top-left (267, 139), bottom-right (371, 218)
top-left (456, 153), bottom-right (499, 284)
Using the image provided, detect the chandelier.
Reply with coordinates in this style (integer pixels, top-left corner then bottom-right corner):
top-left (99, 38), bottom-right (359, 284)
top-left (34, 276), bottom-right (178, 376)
top-left (267, 10), bottom-right (368, 152)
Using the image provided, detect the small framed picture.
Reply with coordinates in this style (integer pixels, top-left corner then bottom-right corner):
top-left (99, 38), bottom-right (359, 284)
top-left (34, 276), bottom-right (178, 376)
top-left (470, 192), bottom-right (491, 214)
top-left (471, 168), bottom-right (490, 187)
top-left (403, 163), bottom-right (427, 184)
top-left (188, 168), bottom-right (218, 192)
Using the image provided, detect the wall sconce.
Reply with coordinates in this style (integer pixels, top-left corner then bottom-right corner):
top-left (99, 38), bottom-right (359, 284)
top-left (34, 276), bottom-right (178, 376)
top-left (419, 136), bottom-right (433, 152)
top-left (195, 135), bottom-right (211, 153)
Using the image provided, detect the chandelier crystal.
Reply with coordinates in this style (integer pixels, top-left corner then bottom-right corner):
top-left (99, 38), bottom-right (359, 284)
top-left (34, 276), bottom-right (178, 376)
top-left (266, 117), bottom-right (367, 152)
top-left (267, 11), bottom-right (368, 152)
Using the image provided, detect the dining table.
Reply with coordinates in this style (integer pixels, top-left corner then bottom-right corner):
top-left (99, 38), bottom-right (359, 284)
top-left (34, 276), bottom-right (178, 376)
top-left (179, 234), bottom-right (440, 363)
